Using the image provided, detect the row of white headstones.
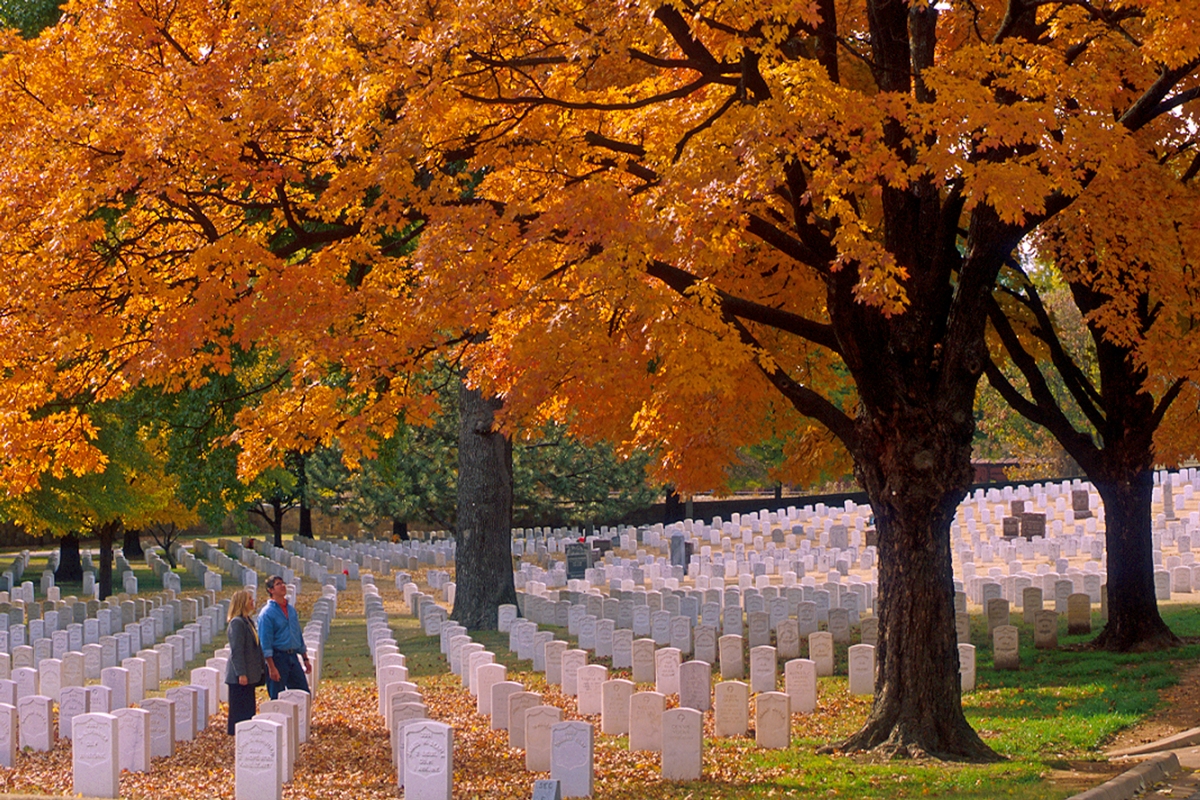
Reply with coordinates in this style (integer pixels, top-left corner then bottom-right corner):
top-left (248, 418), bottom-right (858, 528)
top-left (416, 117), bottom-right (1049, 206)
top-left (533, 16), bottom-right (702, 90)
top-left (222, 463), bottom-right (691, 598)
top-left (375, 580), bottom-right (984, 799)
top-left (364, 576), bottom-right (454, 800)
top-left (0, 587), bottom-right (230, 784)
top-left (233, 583), bottom-right (337, 800)
top-left (0, 563), bottom-right (327, 800)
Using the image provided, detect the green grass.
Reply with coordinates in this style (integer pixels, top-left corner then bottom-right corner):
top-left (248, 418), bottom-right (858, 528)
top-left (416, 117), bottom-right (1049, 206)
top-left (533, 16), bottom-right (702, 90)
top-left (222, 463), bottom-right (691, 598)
top-left (965, 606), bottom-right (1200, 761)
top-left (370, 606), bottom-right (1200, 800)
top-left (20, 550), bottom-right (207, 598)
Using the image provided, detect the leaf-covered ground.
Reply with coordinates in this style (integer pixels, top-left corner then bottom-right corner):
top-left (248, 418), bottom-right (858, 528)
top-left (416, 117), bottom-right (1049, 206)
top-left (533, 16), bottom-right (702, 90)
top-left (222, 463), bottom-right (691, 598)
top-left (2, 569), bottom-right (1190, 798)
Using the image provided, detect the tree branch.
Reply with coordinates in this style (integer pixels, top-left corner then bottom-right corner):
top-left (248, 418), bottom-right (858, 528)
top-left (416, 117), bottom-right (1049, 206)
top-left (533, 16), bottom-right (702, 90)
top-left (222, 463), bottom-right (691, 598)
top-left (674, 93), bottom-right (738, 162)
top-left (985, 292), bottom-right (1104, 456)
top-left (1149, 377), bottom-right (1187, 432)
top-left (981, 329), bottom-right (1100, 473)
top-left (1120, 58), bottom-right (1200, 131)
top-left (1009, 269), bottom-right (1106, 424)
top-left (461, 75), bottom-right (728, 111)
top-left (725, 315), bottom-right (858, 451)
top-left (646, 259), bottom-right (841, 353)
top-left (652, 5), bottom-right (723, 74)
top-left (745, 213), bottom-right (835, 273)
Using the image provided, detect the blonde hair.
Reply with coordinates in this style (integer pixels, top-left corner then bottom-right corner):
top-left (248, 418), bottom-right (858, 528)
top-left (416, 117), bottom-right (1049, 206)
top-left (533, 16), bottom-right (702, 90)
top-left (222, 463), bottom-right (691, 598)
top-left (227, 589), bottom-right (260, 644)
top-left (228, 589), bottom-right (256, 622)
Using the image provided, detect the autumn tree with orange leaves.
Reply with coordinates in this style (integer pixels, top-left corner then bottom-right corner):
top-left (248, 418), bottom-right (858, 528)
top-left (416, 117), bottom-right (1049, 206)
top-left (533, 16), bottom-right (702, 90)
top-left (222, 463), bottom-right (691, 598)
top-left (985, 158), bottom-right (1200, 652)
top-left (1, 0), bottom-right (1198, 761)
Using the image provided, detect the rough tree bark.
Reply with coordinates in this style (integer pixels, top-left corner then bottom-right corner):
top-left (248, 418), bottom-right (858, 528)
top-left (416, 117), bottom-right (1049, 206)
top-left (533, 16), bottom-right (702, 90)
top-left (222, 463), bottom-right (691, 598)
top-left (55, 532), bottom-right (84, 584)
top-left (837, 401), bottom-right (990, 759)
top-left (1093, 472), bottom-right (1178, 650)
top-left (96, 519), bottom-right (119, 600)
top-left (122, 527), bottom-right (144, 559)
top-left (652, 203), bottom-right (1017, 761)
top-left (149, 523), bottom-right (181, 568)
top-left (664, 487), bottom-right (684, 525)
top-left (1067, 287), bottom-right (1181, 651)
top-left (452, 380), bottom-right (519, 630)
top-left (296, 452), bottom-right (314, 538)
top-left (392, 519), bottom-right (410, 541)
top-left (298, 500), bottom-right (313, 538)
top-left (269, 498), bottom-right (284, 547)
top-left (248, 498), bottom-right (287, 548)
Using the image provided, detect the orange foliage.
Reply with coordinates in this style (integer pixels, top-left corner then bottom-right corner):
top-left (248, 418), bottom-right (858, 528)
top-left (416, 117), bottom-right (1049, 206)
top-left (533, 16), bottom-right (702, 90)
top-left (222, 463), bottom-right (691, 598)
top-left (0, 0), bottom-right (1194, 498)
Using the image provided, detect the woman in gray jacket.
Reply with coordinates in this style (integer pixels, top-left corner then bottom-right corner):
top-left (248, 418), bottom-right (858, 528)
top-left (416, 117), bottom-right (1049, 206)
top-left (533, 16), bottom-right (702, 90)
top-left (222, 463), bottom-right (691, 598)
top-left (225, 589), bottom-right (265, 734)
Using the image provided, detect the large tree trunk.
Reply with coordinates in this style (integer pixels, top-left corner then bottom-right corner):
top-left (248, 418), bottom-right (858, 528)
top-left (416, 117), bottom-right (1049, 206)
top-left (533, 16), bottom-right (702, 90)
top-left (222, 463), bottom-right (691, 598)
top-left (393, 519), bottom-right (409, 541)
top-left (835, 400), bottom-right (996, 761)
top-left (97, 520), bottom-right (118, 600)
top-left (452, 380), bottom-right (518, 630)
top-left (122, 527), bottom-right (144, 559)
top-left (55, 533), bottom-right (84, 583)
top-left (1091, 470), bottom-right (1179, 651)
top-left (270, 498), bottom-right (284, 548)
top-left (297, 453), bottom-right (314, 538)
top-left (664, 487), bottom-right (684, 525)
top-left (1083, 304), bottom-right (1180, 651)
top-left (298, 501), bottom-right (313, 538)
top-left (813, 205), bottom-right (1016, 762)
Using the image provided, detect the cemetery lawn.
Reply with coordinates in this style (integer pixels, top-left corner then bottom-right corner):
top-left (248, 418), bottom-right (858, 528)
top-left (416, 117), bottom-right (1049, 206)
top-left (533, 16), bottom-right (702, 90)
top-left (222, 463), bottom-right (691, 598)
top-left (23, 551), bottom-right (207, 597)
top-left (388, 603), bottom-right (1200, 800)
top-left (2, 561), bottom-right (1199, 799)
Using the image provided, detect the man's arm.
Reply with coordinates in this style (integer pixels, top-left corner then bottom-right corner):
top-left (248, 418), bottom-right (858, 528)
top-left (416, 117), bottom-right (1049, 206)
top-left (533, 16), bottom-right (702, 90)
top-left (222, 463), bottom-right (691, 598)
top-left (294, 609), bottom-right (311, 674)
top-left (258, 606), bottom-right (281, 682)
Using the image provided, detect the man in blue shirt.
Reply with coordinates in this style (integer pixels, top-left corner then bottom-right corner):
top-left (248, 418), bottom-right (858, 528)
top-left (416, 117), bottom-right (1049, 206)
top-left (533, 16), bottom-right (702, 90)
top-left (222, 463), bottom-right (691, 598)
top-left (257, 574), bottom-right (310, 699)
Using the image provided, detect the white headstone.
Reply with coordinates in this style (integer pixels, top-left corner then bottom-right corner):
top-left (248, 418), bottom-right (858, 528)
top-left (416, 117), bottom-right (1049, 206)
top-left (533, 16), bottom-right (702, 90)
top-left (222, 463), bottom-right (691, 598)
top-left (191, 666), bottom-right (221, 717)
top-left (72, 712), bottom-right (120, 798)
top-left (476, 663), bottom-right (507, 716)
top-left (784, 658), bottom-right (817, 714)
top-left (142, 697), bottom-right (176, 758)
top-left (755, 692), bottom-right (791, 749)
top-left (600, 678), bottom-right (634, 736)
top-left (17, 694), bottom-right (52, 751)
top-left (255, 709), bottom-right (295, 783)
top-left (576, 664), bottom-right (607, 716)
top-left (166, 686), bottom-right (197, 741)
top-left (236, 718), bottom-right (283, 800)
top-left (508, 691), bottom-right (541, 750)
top-left (660, 707), bottom-right (702, 781)
top-left (749, 645), bottom-right (777, 694)
top-left (848, 644), bottom-right (875, 696)
top-left (713, 681), bottom-right (749, 737)
top-left (561, 649), bottom-right (587, 697)
top-left (550, 721), bottom-right (594, 798)
top-left (808, 631), bottom-right (834, 677)
top-left (100, 666), bottom-right (129, 710)
top-left (678, 660), bottom-right (712, 712)
top-left (0, 703), bottom-right (14, 767)
top-left (958, 643), bottom-right (976, 692)
top-left (404, 720), bottom-right (454, 800)
top-left (628, 691), bottom-right (664, 752)
top-left (279, 689), bottom-right (311, 743)
top-left (526, 705), bottom-right (563, 771)
top-left (655, 647), bottom-right (682, 696)
top-left (490, 681), bottom-right (523, 731)
top-left (113, 707), bottom-right (151, 772)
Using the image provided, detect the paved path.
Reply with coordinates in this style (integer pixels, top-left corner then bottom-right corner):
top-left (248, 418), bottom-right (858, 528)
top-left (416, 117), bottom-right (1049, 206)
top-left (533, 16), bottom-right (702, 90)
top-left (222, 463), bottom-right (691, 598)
top-left (1077, 730), bottom-right (1200, 799)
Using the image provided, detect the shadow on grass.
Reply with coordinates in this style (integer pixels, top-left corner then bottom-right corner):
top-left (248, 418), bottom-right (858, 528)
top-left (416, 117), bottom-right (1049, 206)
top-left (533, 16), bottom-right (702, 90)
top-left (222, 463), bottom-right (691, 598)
top-left (966, 606), bottom-right (1200, 758)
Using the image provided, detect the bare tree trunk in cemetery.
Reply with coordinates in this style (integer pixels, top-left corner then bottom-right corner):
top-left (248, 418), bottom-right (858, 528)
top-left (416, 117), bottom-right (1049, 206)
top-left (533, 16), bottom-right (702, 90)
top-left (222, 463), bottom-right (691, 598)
top-left (452, 379), bottom-right (519, 630)
top-left (55, 532), bottom-right (84, 584)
